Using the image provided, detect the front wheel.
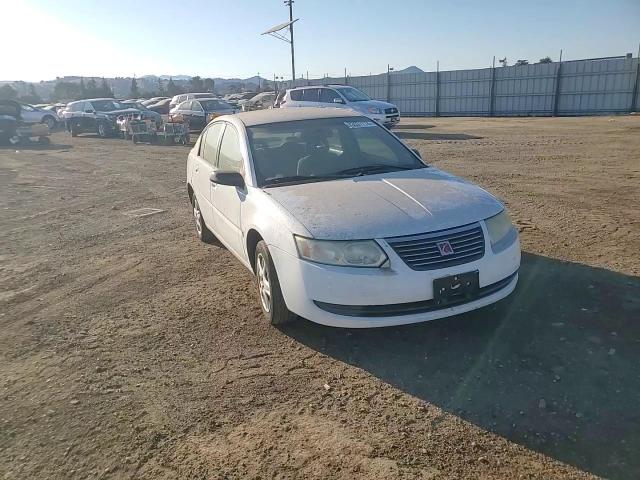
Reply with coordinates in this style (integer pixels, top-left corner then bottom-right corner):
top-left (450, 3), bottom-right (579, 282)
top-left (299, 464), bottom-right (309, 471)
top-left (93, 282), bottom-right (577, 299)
top-left (97, 122), bottom-right (108, 138)
top-left (43, 116), bottom-right (56, 130)
top-left (255, 241), bottom-right (296, 326)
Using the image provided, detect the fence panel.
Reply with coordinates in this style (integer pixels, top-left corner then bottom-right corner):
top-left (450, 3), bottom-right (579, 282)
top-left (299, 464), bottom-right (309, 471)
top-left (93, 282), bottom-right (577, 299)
top-left (282, 56), bottom-right (638, 116)
top-left (557, 58), bottom-right (637, 115)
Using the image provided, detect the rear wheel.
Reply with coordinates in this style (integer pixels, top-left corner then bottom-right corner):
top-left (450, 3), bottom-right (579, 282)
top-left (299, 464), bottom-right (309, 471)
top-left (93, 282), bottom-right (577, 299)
top-left (255, 241), bottom-right (296, 326)
top-left (70, 123), bottom-right (79, 137)
top-left (192, 196), bottom-right (215, 243)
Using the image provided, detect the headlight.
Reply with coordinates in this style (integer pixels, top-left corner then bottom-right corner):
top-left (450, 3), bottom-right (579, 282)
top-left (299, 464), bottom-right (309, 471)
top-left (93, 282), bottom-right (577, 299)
top-left (367, 107), bottom-right (381, 114)
top-left (485, 210), bottom-right (515, 250)
top-left (294, 236), bottom-right (388, 268)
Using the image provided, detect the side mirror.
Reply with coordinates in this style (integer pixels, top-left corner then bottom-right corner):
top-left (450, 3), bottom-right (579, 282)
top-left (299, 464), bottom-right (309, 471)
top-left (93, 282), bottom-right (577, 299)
top-left (210, 171), bottom-right (245, 188)
top-left (332, 98), bottom-right (345, 104)
top-left (411, 148), bottom-right (422, 159)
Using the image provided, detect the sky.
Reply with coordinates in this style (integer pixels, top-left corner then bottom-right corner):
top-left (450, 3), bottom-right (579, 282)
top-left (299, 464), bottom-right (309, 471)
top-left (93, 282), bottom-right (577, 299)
top-left (2, 0), bottom-right (639, 82)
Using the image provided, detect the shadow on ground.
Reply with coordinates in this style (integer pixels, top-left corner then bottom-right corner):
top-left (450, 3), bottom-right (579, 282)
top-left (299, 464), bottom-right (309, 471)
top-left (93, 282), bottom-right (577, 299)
top-left (284, 253), bottom-right (640, 480)
top-left (396, 124), bottom-right (436, 130)
top-left (395, 131), bottom-right (482, 141)
top-left (0, 143), bottom-right (73, 151)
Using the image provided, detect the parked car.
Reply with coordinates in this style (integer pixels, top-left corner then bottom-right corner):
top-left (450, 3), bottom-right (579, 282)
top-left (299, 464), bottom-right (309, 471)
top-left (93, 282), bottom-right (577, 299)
top-left (169, 92), bottom-right (215, 109)
top-left (0, 100), bottom-right (20, 144)
top-left (117, 101), bottom-right (162, 126)
top-left (60, 98), bottom-right (144, 137)
top-left (16, 102), bottom-right (59, 130)
top-left (241, 91), bottom-right (276, 111)
top-left (170, 98), bottom-right (235, 131)
top-left (186, 107), bottom-right (520, 328)
top-left (280, 85), bottom-right (400, 128)
top-left (142, 96), bottom-right (169, 106)
top-left (147, 98), bottom-right (172, 114)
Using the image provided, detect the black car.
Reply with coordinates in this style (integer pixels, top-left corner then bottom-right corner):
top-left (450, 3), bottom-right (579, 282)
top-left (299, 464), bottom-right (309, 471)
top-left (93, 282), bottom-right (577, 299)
top-left (171, 98), bottom-right (235, 131)
top-left (61, 98), bottom-right (144, 138)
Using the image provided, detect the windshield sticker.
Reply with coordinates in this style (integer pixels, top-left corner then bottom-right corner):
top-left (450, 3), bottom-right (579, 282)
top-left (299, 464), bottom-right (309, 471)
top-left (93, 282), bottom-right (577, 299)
top-left (343, 120), bottom-right (377, 129)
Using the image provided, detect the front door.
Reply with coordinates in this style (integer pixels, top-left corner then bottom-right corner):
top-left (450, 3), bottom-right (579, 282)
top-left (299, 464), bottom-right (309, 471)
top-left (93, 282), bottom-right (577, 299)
top-left (210, 123), bottom-right (245, 257)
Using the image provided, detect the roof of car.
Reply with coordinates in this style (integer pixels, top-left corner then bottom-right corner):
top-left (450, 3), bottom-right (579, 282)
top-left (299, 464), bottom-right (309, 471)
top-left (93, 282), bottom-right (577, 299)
top-left (288, 84), bottom-right (348, 90)
top-left (232, 107), bottom-right (361, 126)
top-left (68, 98), bottom-right (114, 104)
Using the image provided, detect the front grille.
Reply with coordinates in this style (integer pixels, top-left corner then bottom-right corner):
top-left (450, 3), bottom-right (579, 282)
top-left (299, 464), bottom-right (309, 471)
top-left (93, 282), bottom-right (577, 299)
top-left (385, 107), bottom-right (398, 114)
top-left (386, 223), bottom-right (485, 271)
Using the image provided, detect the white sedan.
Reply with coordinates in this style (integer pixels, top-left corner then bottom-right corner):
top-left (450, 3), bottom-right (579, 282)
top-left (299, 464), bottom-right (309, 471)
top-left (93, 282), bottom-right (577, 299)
top-left (186, 108), bottom-right (520, 328)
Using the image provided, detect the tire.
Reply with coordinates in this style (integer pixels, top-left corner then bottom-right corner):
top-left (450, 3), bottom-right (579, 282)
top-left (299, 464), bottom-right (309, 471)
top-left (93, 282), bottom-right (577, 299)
top-left (97, 122), bottom-right (108, 138)
top-left (255, 240), bottom-right (296, 326)
top-left (192, 196), bottom-right (215, 243)
top-left (38, 136), bottom-right (50, 145)
top-left (43, 116), bottom-right (56, 131)
top-left (70, 123), bottom-right (79, 137)
top-left (132, 135), bottom-right (138, 144)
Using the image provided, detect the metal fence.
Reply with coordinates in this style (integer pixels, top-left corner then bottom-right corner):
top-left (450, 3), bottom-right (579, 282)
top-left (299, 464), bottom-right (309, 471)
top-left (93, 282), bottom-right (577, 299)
top-left (286, 56), bottom-right (640, 116)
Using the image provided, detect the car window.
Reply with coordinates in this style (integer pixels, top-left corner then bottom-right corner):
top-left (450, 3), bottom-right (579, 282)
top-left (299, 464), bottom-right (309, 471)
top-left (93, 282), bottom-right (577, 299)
top-left (319, 88), bottom-right (342, 103)
top-left (217, 124), bottom-right (243, 172)
top-left (21, 104), bottom-right (35, 112)
top-left (201, 123), bottom-right (224, 165)
top-left (301, 88), bottom-right (320, 102)
top-left (192, 101), bottom-right (203, 112)
top-left (180, 101), bottom-right (192, 110)
top-left (289, 90), bottom-right (303, 101)
top-left (84, 102), bottom-right (95, 112)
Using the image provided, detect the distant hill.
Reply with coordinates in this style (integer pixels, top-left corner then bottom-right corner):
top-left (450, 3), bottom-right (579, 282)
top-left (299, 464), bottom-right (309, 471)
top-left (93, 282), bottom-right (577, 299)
top-left (1, 67), bottom-right (429, 102)
top-left (392, 66), bottom-right (424, 74)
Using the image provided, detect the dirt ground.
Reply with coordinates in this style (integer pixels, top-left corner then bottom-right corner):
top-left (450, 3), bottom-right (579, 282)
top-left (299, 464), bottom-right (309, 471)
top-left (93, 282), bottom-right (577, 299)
top-left (1, 116), bottom-right (639, 480)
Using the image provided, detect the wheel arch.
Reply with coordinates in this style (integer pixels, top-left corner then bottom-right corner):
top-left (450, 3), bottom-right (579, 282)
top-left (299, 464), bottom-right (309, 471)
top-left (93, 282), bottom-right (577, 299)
top-left (246, 228), bottom-right (264, 274)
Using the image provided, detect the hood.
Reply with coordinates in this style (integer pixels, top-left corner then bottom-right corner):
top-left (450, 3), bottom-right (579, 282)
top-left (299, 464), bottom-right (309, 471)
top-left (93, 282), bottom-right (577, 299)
top-left (351, 99), bottom-right (397, 111)
top-left (99, 108), bottom-right (140, 115)
top-left (264, 168), bottom-right (503, 240)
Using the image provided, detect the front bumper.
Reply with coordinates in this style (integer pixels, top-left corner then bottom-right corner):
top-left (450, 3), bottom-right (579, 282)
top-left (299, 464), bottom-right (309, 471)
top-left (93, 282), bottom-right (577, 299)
top-left (268, 226), bottom-right (520, 328)
top-left (368, 112), bottom-right (400, 127)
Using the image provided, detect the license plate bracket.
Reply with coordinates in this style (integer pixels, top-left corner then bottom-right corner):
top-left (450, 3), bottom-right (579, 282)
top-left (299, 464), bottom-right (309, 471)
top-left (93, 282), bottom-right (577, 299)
top-left (433, 271), bottom-right (479, 305)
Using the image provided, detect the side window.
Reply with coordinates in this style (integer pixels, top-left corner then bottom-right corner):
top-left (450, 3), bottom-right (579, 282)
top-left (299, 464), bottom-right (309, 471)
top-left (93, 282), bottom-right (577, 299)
top-left (217, 124), bottom-right (243, 172)
top-left (201, 123), bottom-right (224, 164)
top-left (319, 88), bottom-right (342, 103)
top-left (21, 104), bottom-right (35, 112)
top-left (84, 102), bottom-right (95, 112)
top-left (301, 88), bottom-right (320, 102)
top-left (193, 101), bottom-right (203, 112)
top-left (181, 101), bottom-right (192, 110)
top-left (69, 103), bottom-right (81, 112)
top-left (289, 89), bottom-right (303, 101)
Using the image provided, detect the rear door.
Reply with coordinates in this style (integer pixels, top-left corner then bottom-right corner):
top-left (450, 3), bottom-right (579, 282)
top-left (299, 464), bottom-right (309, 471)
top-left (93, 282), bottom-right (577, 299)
top-left (210, 123), bottom-right (245, 256)
top-left (190, 101), bottom-right (206, 130)
top-left (300, 88), bottom-right (321, 107)
top-left (192, 122), bottom-right (224, 229)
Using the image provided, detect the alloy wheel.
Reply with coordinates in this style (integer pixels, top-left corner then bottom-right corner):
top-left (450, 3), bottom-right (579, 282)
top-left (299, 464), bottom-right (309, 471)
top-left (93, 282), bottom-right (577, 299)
top-left (256, 253), bottom-right (271, 313)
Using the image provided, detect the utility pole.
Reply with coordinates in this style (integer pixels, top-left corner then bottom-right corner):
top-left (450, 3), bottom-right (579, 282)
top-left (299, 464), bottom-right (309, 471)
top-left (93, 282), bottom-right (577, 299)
top-left (285, 0), bottom-right (296, 81)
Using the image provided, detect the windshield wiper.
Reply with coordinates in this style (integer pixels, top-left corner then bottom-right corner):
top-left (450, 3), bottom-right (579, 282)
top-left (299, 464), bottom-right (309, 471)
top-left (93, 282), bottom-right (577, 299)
top-left (334, 164), bottom-right (417, 176)
top-left (262, 174), bottom-right (347, 187)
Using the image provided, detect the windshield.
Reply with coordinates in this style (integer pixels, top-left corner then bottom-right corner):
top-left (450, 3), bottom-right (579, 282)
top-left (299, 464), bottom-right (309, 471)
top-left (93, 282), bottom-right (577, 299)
top-left (200, 100), bottom-right (233, 110)
top-left (118, 102), bottom-right (148, 111)
top-left (92, 100), bottom-right (122, 112)
top-left (247, 117), bottom-right (425, 187)
top-left (335, 87), bottom-right (370, 102)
